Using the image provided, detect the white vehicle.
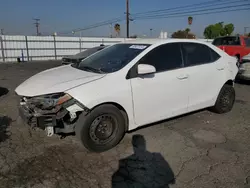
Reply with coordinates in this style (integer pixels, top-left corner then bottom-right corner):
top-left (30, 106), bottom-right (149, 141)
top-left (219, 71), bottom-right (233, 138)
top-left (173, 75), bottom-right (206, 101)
top-left (237, 54), bottom-right (250, 80)
top-left (15, 39), bottom-right (238, 152)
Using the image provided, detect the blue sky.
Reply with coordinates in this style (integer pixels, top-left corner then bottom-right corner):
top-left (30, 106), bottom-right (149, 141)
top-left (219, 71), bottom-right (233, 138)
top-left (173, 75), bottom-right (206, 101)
top-left (0, 0), bottom-right (249, 38)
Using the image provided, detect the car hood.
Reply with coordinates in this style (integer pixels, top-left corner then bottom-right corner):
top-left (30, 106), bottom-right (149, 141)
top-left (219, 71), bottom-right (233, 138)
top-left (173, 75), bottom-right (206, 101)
top-left (15, 65), bottom-right (106, 97)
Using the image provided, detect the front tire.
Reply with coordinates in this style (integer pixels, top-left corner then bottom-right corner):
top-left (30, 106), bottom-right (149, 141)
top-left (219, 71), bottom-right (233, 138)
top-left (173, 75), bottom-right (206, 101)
top-left (75, 104), bottom-right (126, 152)
top-left (210, 84), bottom-right (235, 114)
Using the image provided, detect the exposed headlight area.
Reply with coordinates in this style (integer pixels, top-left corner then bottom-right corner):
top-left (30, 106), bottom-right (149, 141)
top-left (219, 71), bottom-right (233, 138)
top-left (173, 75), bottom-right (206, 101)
top-left (21, 93), bottom-right (72, 110)
top-left (19, 93), bottom-right (89, 136)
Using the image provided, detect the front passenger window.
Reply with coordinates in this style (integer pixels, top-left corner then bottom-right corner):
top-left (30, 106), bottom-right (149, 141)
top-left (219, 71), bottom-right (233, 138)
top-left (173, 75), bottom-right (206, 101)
top-left (139, 43), bottom-right (183, 72)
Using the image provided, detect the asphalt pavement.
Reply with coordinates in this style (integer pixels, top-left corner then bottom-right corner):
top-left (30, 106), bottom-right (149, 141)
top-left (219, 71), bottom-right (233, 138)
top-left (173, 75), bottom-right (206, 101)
top-left (0, 61), bottom-right (250, 188)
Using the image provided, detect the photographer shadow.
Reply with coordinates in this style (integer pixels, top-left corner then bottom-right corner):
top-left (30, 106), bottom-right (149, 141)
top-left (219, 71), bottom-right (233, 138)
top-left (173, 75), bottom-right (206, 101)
top-left (112, 134), bottom-right (175, 188)
top-left (0, 87), bottom-right (9, 97)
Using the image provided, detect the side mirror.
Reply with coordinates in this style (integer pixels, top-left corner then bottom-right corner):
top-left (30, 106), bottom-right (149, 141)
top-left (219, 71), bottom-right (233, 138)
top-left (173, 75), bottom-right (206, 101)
top-left (137, 64), bottom-right (156, 75)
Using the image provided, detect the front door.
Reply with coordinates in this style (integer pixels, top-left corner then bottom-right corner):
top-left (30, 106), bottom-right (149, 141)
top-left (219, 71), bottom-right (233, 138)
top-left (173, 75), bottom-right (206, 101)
top-left (129, 43), bottom-right (189, 127)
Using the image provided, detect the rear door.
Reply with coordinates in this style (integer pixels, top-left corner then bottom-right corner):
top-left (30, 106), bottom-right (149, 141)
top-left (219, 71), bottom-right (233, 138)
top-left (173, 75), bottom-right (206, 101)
top-left (181, 42), bottom-right (225, 112)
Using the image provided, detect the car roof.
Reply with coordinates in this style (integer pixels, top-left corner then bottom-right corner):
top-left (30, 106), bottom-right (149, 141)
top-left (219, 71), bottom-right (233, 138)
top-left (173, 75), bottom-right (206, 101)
top-left (213, 36), bottom-right (243, 39)
top-left (121, 38), bottom-right (210, 45)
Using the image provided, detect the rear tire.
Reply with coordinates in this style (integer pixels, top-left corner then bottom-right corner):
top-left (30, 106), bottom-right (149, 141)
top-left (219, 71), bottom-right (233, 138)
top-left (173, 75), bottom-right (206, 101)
top-left (210, 84), bottom-right (235, 114)
top-left (75, 104), bottom-right (126, 152)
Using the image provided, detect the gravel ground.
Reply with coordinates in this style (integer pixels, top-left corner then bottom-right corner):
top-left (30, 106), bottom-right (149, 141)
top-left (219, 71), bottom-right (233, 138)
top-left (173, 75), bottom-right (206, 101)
top-left (0, 61), bottom-right (250, 188)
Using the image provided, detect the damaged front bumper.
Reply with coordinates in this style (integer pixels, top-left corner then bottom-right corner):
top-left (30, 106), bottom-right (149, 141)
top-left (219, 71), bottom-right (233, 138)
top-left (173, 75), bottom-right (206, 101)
top-left (18, 94), bottom-right (89, 136)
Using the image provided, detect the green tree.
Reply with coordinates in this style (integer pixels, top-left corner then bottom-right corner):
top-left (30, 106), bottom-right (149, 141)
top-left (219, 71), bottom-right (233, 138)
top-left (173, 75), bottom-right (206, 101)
top-left (224, 23), bottom-right (234, 36)
top-left (185, 28), bottom-right (190, 33)
top-left (172, 30), bottom-right (195, 39)
top-left (248, 33), bottom-right (250, 37)
top-left (203, 22), bottom-right (234, 39)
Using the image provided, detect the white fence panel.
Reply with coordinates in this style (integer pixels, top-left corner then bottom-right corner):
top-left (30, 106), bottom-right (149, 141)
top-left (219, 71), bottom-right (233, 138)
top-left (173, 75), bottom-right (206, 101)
top-left (0, 35), bottom-right (214, 62)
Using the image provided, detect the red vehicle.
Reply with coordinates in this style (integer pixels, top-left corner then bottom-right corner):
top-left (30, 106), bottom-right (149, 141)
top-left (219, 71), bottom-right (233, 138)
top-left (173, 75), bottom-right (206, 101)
top-left (212, 35), bottom-right (250, 62)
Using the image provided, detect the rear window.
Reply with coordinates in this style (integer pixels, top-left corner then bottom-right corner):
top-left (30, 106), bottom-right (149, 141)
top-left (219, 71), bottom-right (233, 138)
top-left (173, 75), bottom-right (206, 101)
top-left (212, 37), bottom-right (241, 46)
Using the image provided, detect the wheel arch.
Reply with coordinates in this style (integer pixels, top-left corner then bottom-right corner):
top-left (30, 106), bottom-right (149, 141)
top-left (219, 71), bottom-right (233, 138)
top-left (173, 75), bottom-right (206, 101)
top-left (90, 102), bottom-right (129, 132)
top-left (234, 54), bottom-right (240, 61)
top-left (225, 79), bottom-right (234, 86)
top-left (213, 79), bottom-right (234, 105)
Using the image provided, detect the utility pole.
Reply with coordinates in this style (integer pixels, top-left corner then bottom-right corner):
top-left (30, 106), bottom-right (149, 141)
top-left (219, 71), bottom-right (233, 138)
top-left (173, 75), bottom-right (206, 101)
top-left (33, 18), bottom-right (40, 36)
top-left (150, 28), bottom-right (153, 38)
top-left (109, 24), bottom-right (113, 38)
top-left (126, 0), bottom-right (129, 38)
top-left (244, 27), bottom-right (249, 35)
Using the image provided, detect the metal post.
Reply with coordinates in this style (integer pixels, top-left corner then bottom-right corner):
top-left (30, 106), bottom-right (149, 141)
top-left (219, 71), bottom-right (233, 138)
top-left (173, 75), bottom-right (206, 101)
top-left (79, 31), bottom-right (82, 52)
top-left (53, 35), bottom-right (57, 60)
top-left (21, 49), bottom-right (24, 62)
top-left (244, 27), bottom-right (249, 35)
top-left (25, 36), bottom-right (29, 61)
top-left (109, 24), bottom-right (112, 38)
top-left (0, 36), bottom-right (5, 62)
top-left (79, 38), bottom-right (82, 52)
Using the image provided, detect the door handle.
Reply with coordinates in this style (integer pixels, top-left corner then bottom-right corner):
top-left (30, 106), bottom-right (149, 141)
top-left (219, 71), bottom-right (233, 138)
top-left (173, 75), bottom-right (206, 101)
top-left (177, 74), bottom-right (188, 80)
top-left (217, 67), bottom-right (224, 71)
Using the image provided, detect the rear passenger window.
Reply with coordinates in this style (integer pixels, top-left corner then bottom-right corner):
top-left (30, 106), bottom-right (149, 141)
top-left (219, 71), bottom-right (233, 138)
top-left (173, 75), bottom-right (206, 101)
top-left (182, 43), bottom-right (219, 67)
top-left (210, 49), bottom-right (221, 62)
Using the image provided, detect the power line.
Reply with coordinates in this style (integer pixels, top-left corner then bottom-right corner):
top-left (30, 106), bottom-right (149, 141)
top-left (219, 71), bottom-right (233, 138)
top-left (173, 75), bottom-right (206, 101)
top-left (133, 2), bottom-right (250, 20)
top-left (59, 16), bottom-right (125, 34)
top-left (132, 0), bottom-right (248, 18)
top-left (135, 7), bottom-right (250, 21)
top-left (58, 0), bottom-right (249, 34)
top-left (131, 0), bottom-right (234, 16)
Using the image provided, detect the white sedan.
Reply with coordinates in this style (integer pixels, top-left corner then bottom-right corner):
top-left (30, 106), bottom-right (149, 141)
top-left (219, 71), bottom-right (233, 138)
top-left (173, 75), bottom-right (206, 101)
top-left (15, 39), bottom-right (238, 152)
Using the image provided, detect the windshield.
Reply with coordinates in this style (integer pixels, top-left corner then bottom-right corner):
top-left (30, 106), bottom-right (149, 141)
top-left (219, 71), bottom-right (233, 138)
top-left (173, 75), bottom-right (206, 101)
top-left (74, 46), bottom-right (106, 58)
top-left (212, 36), bottom-right (241, 46)
top-left (74, 43), bottom-right (151, 73)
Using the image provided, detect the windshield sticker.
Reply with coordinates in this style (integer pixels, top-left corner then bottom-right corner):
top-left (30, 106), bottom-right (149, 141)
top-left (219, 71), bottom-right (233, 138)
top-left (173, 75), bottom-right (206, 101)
top-left (129, 45), bottom-right (147, 50)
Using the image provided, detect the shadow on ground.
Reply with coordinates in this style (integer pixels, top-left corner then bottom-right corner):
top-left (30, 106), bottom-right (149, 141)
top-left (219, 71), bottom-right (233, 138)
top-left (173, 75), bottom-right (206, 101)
top-left (0, 116), bottom-right (11, 143)
top-left (235, 78), bottom-right (250, 85)
top-left (0, 144), bottom-right (98, 188)
top-left (112, 134), bottom-right (175, 188)
top-left (0, 87), bottom-right (9, 97)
